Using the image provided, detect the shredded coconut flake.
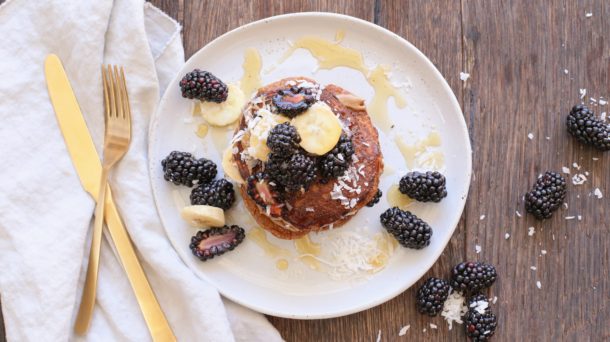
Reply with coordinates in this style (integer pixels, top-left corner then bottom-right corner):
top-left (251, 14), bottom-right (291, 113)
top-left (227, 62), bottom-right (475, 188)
top-left (460, 72), bottom-right (470, 81)
top-left (505, 233), bottom-right (510, 240)
top-left (541, 250), bottom-right (547, 255)
top-left (492, 296), bottom-right (498, 304)
top-left (527, 133), bottom-right (534, 140)
top-left (580, 88), bottom-right (587, 99)
top-left (531, 266), bottom-right (537, 270)
top-left (600, 99), bottom-right (607, 105)
top-left (441, 291), bottom-right (468, 330)
top-left (376, 330), bottom-right (381, 342)
top-left (430, 323), bottom-right (438, 329)
top-left (305, 207), bottom-right (315, 212)
top-left (563, 69), bottom-right (569, 75)
top-left (516, 210), bottom-right (522, 217)
top-left (536, 281), bottom-right (542, 289)
top-left (586, 12), bottom-right (593, 17)
top-left (398, 325), bottom-right (410, 336)
top-left (565, 216), bottom-right (576, 220)
top-left (475, 245), bottom-right (481, 254)
top-left (470, 299), bottom-right (489, 314)
top-left (593, 188), bottom-right (603, 199)
top-left (528, 227), bottom-right (536, 236)
top-left (562, 166), bottom-right (570, 174)
top-left (573, 162), bottom-right (581, 169)
top-left (479, 215), bottom-right (485, 220)
top-left (572, 174), bottom-right (587, 185)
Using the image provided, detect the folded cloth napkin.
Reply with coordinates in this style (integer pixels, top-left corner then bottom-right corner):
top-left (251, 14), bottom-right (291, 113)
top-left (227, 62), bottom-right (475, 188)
top-left (0, 0), bottom-right (283, 341)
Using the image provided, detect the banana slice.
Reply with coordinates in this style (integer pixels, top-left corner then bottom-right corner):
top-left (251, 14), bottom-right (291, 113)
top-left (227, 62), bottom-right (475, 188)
top-left (180, 205), bottom-right (225, 227)
top-left (200, 84), bottom-right (245, 127)
top-left (247, 109), bottom-right (289, 161)
top-left (291, 102), bottom-right (342, 155)
top-left (222, 146), bottom-right (244, 184)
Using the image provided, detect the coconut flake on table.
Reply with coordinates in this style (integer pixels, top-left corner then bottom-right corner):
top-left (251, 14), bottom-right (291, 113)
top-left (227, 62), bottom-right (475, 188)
top-left (475, 245), bottom-right (481, 254)
top-left (536, 281), bottom-right (542, 289)
top-left (531, 266), bottom-right (537, 270)
top-left (492, 296), bottom-right (498, 304)
top-left (593, 188), bottom-right (603, 199)
top-left (460, 72), bottom-right (470, 81)
top-left (562, 166), bottom-right (570, 174)
top-left (479, 215), bottom-right (485, 220)
top-left (430, 323), bottom-right (438, 330)
top-left (601, 112), bottom-right (607, 121)
top-left (441, 291), bottom-right (468, 330)
top-left (528, 227), bottom-right (536, 236)
top-left (580, 88), bottom-right (587, 99)
top-left (505, 233), bottom-right (510, 240)
top-left (586, 12), bottom-right (593, 17)
top-left (470, 298), bottom-right (489, 315)
top-left (572, 174), bottom-right (587, 185)
top-left (398, 325), bottom-right (410, 336)
top-left (541, 250), bottom-right (547, 255)
top-left (527, 133), bottom-right (534, 140)
top-left (565, 216), bottom-right (576, 220)
top-left (572, 162), bottom-right (581, 170)
top-left (376, 330), bottom-right (381, 342)
top-left (563, 69), bottom-right (569, 75)
top-left (600, 99), bottom-right (607, 105)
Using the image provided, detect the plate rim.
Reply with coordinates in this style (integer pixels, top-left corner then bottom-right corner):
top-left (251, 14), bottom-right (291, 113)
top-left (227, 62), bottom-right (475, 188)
top-left (148, 11), bottom-right (472, 319)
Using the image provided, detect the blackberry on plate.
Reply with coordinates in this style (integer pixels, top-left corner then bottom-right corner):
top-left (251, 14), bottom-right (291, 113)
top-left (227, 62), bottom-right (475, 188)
top-left (416, 277), bottom-right (451, 316)
top-left (468, 293), bottom-right (490, 313)
top-left (189, 225), bottom-right (245, 261)
top-left (247, 172), bottom-right (284, 217)
top-left (265, 152), bottom-right (317, 193)
top-left (266, 123), bottom-right (301, 157)
top-left (161, 151), bottom-right (217, 187)
top-left (465, 309), bottom-right (497, 341)
top-left (566, 104), bottom-right (610, 151)
top-left (190, 178), bottom-right (235, 210)
top-left (379, 207), bottom-right (433, 249)
top-left (450, 261), bottom-right (497, 293)
top-left (399, 171), bottom-right (448, 203)
top-left (366, 189), bottom-right (382, 207)
top-left (524, 171), bottom-right (567, 220)
top-left (319, 134), bottom-right (355, 180)
top-left (272, 87), bottom-right (316, 118)
top-left (179, 69), bottom-right (228, 103)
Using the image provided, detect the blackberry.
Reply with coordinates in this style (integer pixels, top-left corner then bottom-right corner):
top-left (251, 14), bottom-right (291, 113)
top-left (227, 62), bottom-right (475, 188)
top-left (272, 87), bottom-right (316, 117)
top-left (379, 207), bottom-right (433, 249)
top-left (399, 171), bottom-right (447, 203)
top-left (366, 189), bottom-right (382, 207)
top-left (265, 153), bottom-right (317, 193)
top-left (190, 179), bottom-right (235, 210)
top-left (189, 225), bottom-right (245, 261)
top-left (524, 171), bottom-right (567, 220)
top-left (450, 262), bottom-right (497, 293)
top-left (179, 69), bottom-right (228, 103)
top-left (566, 104), bottom-right (610, 151)
top-left (415, 277), bottom-right (451, 316)
top-left (161, 151), bottom-right (217, 187)
top-left (319, 134), bottom-right (355, 179)
top-left (246, 172), bottom-right (284, 217)
top-left (266, 123), bottom-right (301, 157)
top-left (465, 309), bottom-right (497, 341)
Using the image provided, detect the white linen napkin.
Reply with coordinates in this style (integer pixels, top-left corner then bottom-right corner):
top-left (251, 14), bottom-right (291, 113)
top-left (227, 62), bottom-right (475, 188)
top-left (0, 0), bottom-right (283, 341)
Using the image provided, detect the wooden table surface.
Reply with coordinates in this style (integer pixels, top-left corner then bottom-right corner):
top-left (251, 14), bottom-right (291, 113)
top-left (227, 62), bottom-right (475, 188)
top-left (2, 1), bottom-right (608, 341)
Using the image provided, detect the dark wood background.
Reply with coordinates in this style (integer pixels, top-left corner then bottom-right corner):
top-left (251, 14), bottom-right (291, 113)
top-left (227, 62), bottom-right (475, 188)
top-left (2, 1), bottom-right (608, 341)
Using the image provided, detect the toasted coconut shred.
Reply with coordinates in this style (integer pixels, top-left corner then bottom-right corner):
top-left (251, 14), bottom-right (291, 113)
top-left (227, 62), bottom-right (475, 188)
top-left (441, 290), bottom-right (468, 330)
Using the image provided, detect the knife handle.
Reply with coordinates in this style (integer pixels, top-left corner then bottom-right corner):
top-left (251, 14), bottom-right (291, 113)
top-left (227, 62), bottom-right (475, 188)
top-left (104, 185), bottom-right (176, 342)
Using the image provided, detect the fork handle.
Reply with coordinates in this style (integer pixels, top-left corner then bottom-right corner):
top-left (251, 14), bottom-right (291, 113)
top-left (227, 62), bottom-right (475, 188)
top-left (74, 167), bottom-right (108, 335)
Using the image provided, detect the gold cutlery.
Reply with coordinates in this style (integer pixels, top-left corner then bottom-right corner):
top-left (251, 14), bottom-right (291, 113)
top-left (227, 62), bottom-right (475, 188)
top-left (74, 65), bottom-right (133, 334)
top-left (44, 54), bottom-right (175, 341)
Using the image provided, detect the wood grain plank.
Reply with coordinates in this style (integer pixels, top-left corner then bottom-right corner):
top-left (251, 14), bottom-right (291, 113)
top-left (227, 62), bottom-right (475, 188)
top-left (461, 0), bottom-right (610, 340)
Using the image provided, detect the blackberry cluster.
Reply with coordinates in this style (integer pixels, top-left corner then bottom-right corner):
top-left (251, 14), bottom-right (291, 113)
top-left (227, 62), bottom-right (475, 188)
top-left (265, 153), bottom-right (317, 193)
top-left (465, 309), bottom-right (497, 341)
top-left (450, 261), bottom-right (497, 293)
top-left (566, 104), bottom-right (610, 151)
top-left (161, 151), bottom-right (217, 187)
top-left (179, 69), bottom-right (228, 103)
top-left (266, 123), bottom-right (301, 157)
top-left (366, 189), bottom-right (382, 207)
top-left (189, 225), bottom-right (245, 261)
top-left (319, 134), bottom-right (355, 180)
top-left (272, 87), bottom-right (316, 117)
top-left (415, 277), bottom-right (451, 316)
top-left (524, 171), bottom-right (567, 220)
top-left (399, 171), bottom-right (447, 203)
top-left (190, 179), bottom-right (235, 210)
top-left (379, 207), bottom-right (433, 249)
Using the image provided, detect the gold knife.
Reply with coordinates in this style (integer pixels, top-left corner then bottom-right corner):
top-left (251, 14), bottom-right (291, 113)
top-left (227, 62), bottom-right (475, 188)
top-left (44, 54), bottom-right (175, 342)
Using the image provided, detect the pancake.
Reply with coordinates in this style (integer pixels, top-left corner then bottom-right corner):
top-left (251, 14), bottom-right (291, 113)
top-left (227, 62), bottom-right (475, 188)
top-left (231, 77), bottom-right (383, 239)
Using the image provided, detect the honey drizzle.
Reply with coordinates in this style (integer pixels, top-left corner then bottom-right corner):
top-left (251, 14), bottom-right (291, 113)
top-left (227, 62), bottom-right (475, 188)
top-left (248, 227), bottom-right (290, 258)
top-left (294, 235), bottom-right (321, 271)
top-left (386, 184), bottom-right (414, 209)
top-left (240, 48), bottom-right (262, 98)
top-left (195, 123), bottom-right (209, 138)
top-left (274, 32), bottom-right (407, 133)
top-left (276, 259), bottom-right (289, 271)
top-left (395, 131), bottom-right (442, 169)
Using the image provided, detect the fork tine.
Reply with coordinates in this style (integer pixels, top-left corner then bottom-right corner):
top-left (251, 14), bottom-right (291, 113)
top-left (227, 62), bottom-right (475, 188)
top-left (102, 66), bottom-right (110, 122)
top-left (107, 65), bottom-right (117, 118)
top-left (119, 67), bottom-right (131, 123)
top-left (112, 66), bottom-right (124, 119)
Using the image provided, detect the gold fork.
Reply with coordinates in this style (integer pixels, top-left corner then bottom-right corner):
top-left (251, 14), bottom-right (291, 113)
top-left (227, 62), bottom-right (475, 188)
top-left (74, 65), bottom-right (132, 334)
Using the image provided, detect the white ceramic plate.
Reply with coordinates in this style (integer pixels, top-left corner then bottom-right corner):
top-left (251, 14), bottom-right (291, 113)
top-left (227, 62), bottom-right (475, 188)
top-left (149, 12), bottom-right (471, 319)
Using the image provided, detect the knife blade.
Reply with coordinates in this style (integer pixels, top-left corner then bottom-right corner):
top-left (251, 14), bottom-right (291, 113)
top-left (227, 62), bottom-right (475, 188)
top-left (44, 54), bottom-right (175, 341)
